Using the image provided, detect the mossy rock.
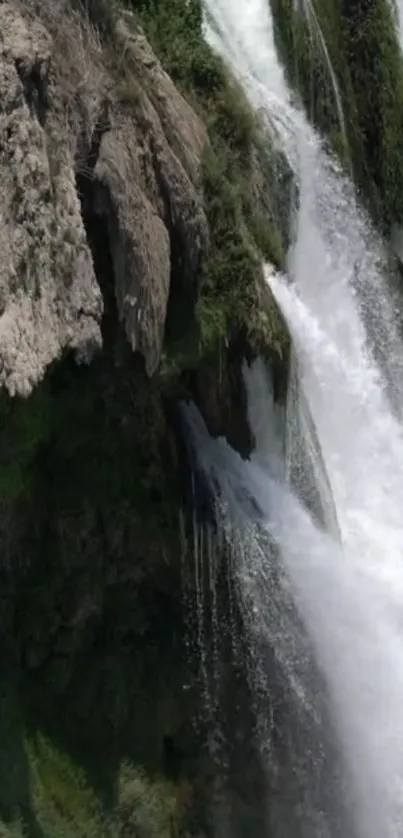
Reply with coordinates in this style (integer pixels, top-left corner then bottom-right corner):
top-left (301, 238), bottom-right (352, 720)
top-left (122, 0), bottom-right (290, 362)
top-left (270, 0), bottom-right (403, 229)
top-left (27, 735), bottom-right (108, 838)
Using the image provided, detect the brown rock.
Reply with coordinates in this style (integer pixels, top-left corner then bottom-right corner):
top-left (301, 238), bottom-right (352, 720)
top-left (0, 0), bottom-right (209, 392)
top-left (95, 14), bottom-right (209, 374)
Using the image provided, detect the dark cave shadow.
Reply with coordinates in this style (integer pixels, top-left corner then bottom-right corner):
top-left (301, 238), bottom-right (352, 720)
top-left (18, 582), bottom-right (197, 813)
top-left (5, 527), bottom-right (274, 838)
top-left (14, 561), bottom-right (272, 838)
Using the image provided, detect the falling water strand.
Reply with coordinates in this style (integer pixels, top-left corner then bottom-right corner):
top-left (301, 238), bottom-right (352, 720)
top-left (298, 0), bottom-right (348, 150)
top-left (182, 397), bottom-right (351, 837)
top-left (191, 490), bottom-right (211, 717)
top-left (179, 504), bottom-right (192, 661)
top-left (206, 523), bottom-right (221, 711)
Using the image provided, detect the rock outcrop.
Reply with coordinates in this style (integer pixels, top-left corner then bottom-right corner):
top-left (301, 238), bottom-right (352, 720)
top-left (0, 3), bottom-right (103, 396)
top-left (94, 13), bottom-right (209, 373)
top-left (0, 0), bottom-right (209, 393)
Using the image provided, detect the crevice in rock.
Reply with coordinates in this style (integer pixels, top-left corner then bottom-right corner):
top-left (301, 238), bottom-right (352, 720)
top-left (75, 100), bottom-right (110, 186)
top-left (164, 219), bottom-right (196, 343)
top-left (78, 184), bottom-right (117, 348)
top-left (14, 58), bottom-right (49, 127)
top-left (75, 106), bottom-right (120, 351)
top-left (149, 139), bottom-right (202, 344)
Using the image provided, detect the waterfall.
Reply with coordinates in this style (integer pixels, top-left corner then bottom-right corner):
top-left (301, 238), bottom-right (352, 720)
top-left (183, 1), bottom-right (403, 835)
top-left (181, 391), bottom-right (350, 837)
top-left (285, 352), bottom-right (340, 536)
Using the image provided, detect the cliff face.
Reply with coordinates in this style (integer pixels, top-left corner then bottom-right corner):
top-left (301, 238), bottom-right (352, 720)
top-left (91, 12), bottom-right (209, 374)
top-left (0, 1), bottom-right (289, 836)
top-left (0, 0), bottom-right (209, 391)
top-left (0, 2), bottom-right (102, 396)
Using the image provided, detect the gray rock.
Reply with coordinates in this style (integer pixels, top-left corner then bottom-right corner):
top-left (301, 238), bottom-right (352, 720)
top-left (0, 2), bottom-right (103, 396)
top-left (0, 0), bottom-right (209, 392)
top-left (94, 14), bottom-right (209, 374)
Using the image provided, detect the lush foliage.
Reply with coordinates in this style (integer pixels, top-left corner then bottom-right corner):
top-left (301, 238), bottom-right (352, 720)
top-left (0, 716), bottom-right (178, 838)
top-left (270, 0), bottom-right (403, 229)
top-left (127, 0), bottom-right (289, 363)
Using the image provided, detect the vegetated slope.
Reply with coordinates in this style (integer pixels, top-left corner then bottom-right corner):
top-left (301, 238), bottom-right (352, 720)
top-left (270, 0), bottom-right (403, 229)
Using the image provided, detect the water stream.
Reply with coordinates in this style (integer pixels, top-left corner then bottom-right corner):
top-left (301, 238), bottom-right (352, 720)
top-left (184, 1), bottom-right (403, 835)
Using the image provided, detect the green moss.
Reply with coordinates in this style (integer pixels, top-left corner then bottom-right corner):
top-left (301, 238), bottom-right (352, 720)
top-left (270, 0), bottom-right (358, 167)
top-left (74, 0), bottom-right (289, 372)
top-left (27, 740), bottom-right (176, 838)
top-left (27, 735), bottom-right (108, 838)
top-left (0, 723), bottom-right (178, 838)
top-left (0, 384), bottom-right (50, 507)
top-left (199, 142), bottom-right (287, 352)
top-left (117, 764), bottom-right (175, 838)
top-left (124, 0), bottom-right (289, 362)
top-left (0, 824), bottom-right (22, 838)
top-left (270, 0), bottom-right (403, 228)
top-left (127, 0), bottom-right (223, 96)
top-left (340, 0), bottom-right (403, 227)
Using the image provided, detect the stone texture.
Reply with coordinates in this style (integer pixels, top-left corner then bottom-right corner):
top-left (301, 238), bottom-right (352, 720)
top-left (0, 2), bottom-right (103, 395)
top-left (95, 14), bottom-right (209, 374)
top-left (0, 1), bottom-right (209, 392)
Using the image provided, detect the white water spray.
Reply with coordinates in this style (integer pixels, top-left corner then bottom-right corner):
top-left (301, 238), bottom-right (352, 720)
top-left (187, 1), bottom-right (403, 835)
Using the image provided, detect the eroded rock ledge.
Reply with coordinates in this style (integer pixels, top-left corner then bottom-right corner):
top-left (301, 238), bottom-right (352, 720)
top-left (0, 0), bottom-right (209, 394)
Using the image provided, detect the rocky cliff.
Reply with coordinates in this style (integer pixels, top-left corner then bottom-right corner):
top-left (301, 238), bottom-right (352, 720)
top-left (0, 1), bottom-right (289, 836)
top-left (0, 0), bottom-right (210, 392)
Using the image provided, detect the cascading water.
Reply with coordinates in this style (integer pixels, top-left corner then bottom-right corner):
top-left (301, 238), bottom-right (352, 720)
top-left (183, 1), bottom-right (403, 835)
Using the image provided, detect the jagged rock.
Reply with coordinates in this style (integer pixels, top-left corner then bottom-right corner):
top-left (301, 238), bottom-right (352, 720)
top-left (94, 14), bottom-right (209, 375)
top-left (0, 2), bottom-right (103, 396)
top-left (0, 1), bottom-right (209, 392)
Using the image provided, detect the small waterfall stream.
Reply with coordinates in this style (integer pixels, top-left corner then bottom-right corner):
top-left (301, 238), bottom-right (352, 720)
top-left (299, 0), bottom-right (347, 142)
top-left (184, 1), bottom-right (403, 835)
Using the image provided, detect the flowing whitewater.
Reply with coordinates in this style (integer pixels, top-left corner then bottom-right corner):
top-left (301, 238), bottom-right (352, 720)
top-left (183, 1), bottom-right (403, 836)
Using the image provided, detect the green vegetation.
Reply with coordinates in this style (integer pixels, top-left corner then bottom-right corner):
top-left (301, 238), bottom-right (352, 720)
top-left (99, 0), bottom-right (290, 366)
top-left (340, 0), bottom-right (403, 228)
top-left (135, 0), bottom-right (288, 359)
top-left (117, 764), bottom-right (176, 838)
top-left (0, 384), bottom-right (50, 506)
top-left (0, 712), bottom-right (178, 838)
top-left (27, 735), bottom-right (107, 838)
top-left (270, 0), bottom-right (403, 229)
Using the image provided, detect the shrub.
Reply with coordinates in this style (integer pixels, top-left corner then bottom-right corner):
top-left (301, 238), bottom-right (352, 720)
top-left (27, 735), bottom-right (108, 838)
top-left (117, 764), bottom-right (175, 838)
